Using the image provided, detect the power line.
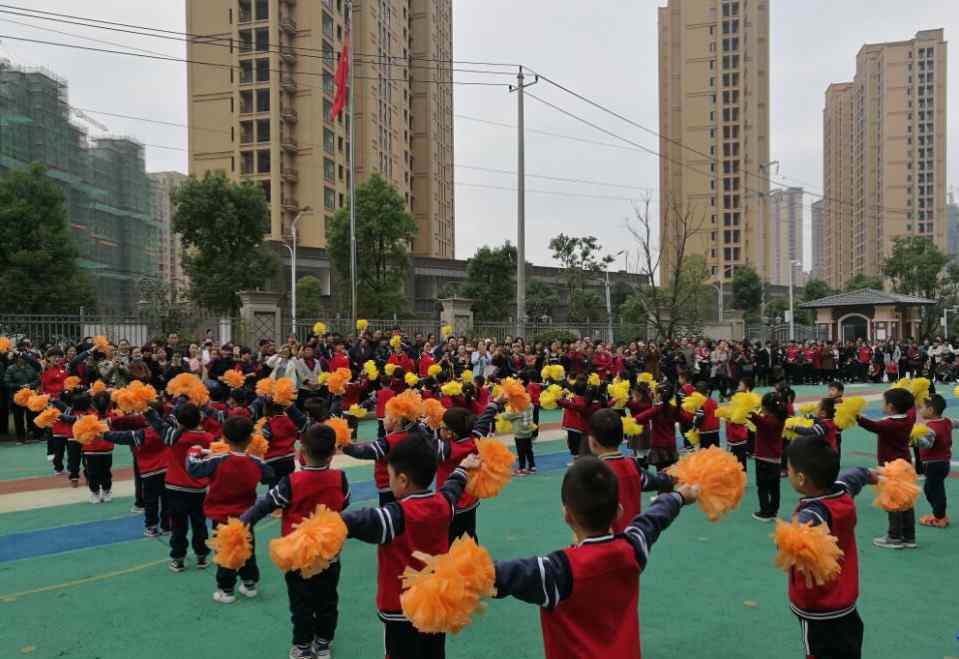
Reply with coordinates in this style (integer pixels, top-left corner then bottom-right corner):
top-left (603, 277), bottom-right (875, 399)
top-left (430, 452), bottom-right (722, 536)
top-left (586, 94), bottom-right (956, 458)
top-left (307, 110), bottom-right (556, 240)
top-left (455, 164), bottom-right (653, 192)
top-left (455, 181), bottom-right (646, 203)
top-left (0, 15), bottom-right (173, 57)
top-left (74, 108), bottom-right (229, 134)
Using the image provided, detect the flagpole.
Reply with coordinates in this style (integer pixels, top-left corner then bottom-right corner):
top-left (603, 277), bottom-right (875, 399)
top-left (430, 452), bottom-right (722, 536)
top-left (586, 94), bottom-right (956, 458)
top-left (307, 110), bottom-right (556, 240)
top-left (347, 0), bottom-right (358, 331)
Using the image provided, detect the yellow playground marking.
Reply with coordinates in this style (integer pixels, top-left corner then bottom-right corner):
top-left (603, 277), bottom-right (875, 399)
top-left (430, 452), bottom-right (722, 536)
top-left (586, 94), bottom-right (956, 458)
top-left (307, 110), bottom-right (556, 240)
top-left (0, 559), bottom-right (168, 603)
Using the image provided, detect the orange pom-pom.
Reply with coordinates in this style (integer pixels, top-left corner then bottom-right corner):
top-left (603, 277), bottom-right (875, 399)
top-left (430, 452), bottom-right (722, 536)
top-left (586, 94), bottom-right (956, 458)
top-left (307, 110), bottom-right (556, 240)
top-left (400, 535), bottom-right (497, 634)
top-left (500, 378), bottom-right (531, 412)
top-left (269, 505), bottom-right (347, 577)
top-left (667, 446), bottom-right (747, 522)
top-left (255, 377), bottom-right (274, 398)
top-left (90, 380), bottom-right (107, 395)
top-left (386, 389), bottom-right (425, 422)
top-left (72, 415), bottom-right (108, 445)
top-left (272, 377), bottom-right (298, 406)
top-left (221, 370), bottom-right (245, 389)
top-left (326, 368), bottom-right (352, 396)
top-left (209, 440), bottom-right (230, 454)
top-left (92, 335), bottom-right (110, 352)
top-left (186, 380), bottom-right (210, 406)
top-left (873, 459), bottom-right (920, 512)
top-left (466, 438), bottom-right (515, 499)
top-left (423, 398), bottom-right (446, 430)
top-left (773, 519), bottom-right (844, 588)
top-left (207, 518), bottom-right (252, 570)
top-left (113, 381), bottom-right (157, 414)
top-left (27, 394), bottom-right (50, 413)
top-left (63, 376), bottom-right (81, 391)
top-left (324, 417), bottom-right (351, 447)
top-left (13, 387), bottom-right (33, 407)
top-left (34, 407), bottom-right (62, 429)
top-left (246, 433), bottom-right (269, 458)
top-left (167, 372), bottom-right (201, 398)
top-left (0, 336), bottom-right (10, 353)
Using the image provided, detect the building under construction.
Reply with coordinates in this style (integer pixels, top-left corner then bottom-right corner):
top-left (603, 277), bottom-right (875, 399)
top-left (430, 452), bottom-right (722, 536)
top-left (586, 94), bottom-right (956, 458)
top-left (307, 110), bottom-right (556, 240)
top-left (0, 62), bottom-right (160, 311)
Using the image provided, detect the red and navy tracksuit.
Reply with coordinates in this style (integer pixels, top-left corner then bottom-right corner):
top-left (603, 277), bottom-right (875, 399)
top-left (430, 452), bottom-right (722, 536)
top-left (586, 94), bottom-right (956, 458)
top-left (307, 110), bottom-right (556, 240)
top-left (49, 399), bottom-right (74, 476)
top-left (105, 415), bottom-right (173, 532)
top-left (557, 395), bottom-right (589, 457)
top-left (187, 450), bottom-right (273, 593)
top-left (341, 467), bottom-right (467, 659)
top-left (919, 417), bottom-right (953, 520)
top-left (750, 412), bottom-right (786, 518)
top-left (692, 397), bottom-right (721, 449)
top-left (262, 413), bottom-right (299, 487)
top-left (856, 413), bottom-right (915, 543)
top-left (375, 387), bottom-right (396, 440)
top-left (726, 420), bottom-right (750, 473)
top-left (78, 412), bottom-right (114, 496)
top-left (493, 492), bottom-right (686, 659)
top-left (789, 468), bottom-right (870, 658)
top-left (634, 402), bottom-right (682, 470)
top-left (243, 465), bottom-right (351, 652)
top-left (342, 421), bottom-right (419, 505)
top-left (597, 452), bottom-right (674, 534)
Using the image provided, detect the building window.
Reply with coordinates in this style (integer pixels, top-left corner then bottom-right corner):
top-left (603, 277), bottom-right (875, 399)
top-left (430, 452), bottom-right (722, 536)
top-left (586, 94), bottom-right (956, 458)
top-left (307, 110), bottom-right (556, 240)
top-left (239, 29), bottom-right (252, 53)
top-left (323, 128), bottom-right (335, 154)
top-left (324, 187), bottom-right (336, 210)
top-left (323, 12), bottom-right (335, 39)
top-left (240, 90), bottom-right (254, 113)
top-left (240, 120), bottom-right (254, 144)
top-left (256, 89), bottom-right (270, 113)
top-left (240, 60), bottom-right (254, 84)
top-left (240, 151), bottom-right (254, 175)
top-left (259, 179), bottom-right (271, 203)
top-left (256, 58), bottom-right (270, 82)
top-left (256, 119), bottom-right (270, 143)
top-left (324, 158), bottom-right (335, 182)
top-left (238, 0), bottom-right (251, 23)
top-left (256, 150), bottom-right (271, 174)
top-left (323, 71), bottom-right (335, 95)
top-left (255, 28), bottom-right (269, 52)
top-left (254, 0), bottom-right (269, 21)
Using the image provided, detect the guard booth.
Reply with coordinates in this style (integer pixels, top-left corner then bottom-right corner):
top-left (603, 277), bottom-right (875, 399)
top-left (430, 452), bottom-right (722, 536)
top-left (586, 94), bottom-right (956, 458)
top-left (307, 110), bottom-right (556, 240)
top-left (800, 289), bottom-right (936, 342)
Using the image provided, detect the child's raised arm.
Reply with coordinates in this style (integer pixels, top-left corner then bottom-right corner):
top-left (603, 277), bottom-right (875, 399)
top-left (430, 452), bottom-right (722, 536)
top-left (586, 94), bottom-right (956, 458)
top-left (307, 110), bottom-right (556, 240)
top-left (341, 502), bottom-right (405, 545)
top-left (493, 550), bottom-right (572, 609)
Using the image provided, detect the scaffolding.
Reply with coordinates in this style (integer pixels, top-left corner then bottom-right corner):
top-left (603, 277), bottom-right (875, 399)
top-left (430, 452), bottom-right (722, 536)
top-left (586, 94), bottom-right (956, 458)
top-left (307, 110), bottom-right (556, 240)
top-left (0, 62), bottom-right (158, 312)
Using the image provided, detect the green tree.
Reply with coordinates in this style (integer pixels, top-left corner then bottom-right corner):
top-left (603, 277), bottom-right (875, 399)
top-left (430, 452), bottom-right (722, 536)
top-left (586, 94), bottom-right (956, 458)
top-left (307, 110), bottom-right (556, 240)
top-left (136, 277), bottom-right (191, 336)
top-left (548, 234), bottom-right (614, 322)
top-left (845, 273), bottom-right (883, 291)
top-left (173, 172), bottom-right (275, 315)
top-left (296, 276), bottom-right (326, 318)
top-left (620, 256), bottom-right (712, 337)
top-left (458, 242), bottom-right (516, 321)
top-left (802, 278), bottom-right (833, 303)
top-left (731, 265), bottom-right (763, 317)
top-left (326, 174), bottom-right (416, 317)
top-left (526, 279), bottom-right (561, 320)
top-left (883, 236), bottom-right (959, 337)
top-left (0, 163), bottom-right (95, 313)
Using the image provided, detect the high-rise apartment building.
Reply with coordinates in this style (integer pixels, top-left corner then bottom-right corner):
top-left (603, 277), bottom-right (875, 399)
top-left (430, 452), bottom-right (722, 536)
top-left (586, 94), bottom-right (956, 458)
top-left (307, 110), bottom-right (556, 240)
top-left (810, 199), bottom-right (825, 280)
top-left (768, 187), bottom-right (803, 286)
top-left (186, 0), bottom-right (454, 277)
top-left (149, 171), bottom-right (189, 293)
top-left (947, 191), bottom-right (959, 260)
top-left (821, 29), bottom-right (947, 290)
top-left (658, 0), bottom-right (770, 284)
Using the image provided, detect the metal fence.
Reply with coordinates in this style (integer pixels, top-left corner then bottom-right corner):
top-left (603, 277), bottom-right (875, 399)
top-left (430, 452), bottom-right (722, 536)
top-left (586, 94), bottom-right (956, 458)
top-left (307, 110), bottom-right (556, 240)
top-left (745, 323), bottom-right (830, 344)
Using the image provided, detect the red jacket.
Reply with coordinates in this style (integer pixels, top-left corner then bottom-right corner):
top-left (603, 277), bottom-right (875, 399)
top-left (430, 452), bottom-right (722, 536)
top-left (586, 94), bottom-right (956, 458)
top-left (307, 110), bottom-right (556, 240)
top-left (750, 412), bottom-right (785, 463)
top-left (558, 395), bottom-right (589, 434)
top-left (262, 415), bottom-right (298, 463)
top-left (190, 451), bottom-right (271, 523)
top-left (327, 352), bottom-right (350, 372)
top-left (375, 387), bottom-right (396, 419)
top-left (41, 365), bottom-right (68, 397)
top-left (436, 437), bottom-right (479, 512)
top-left (165, 429), bottom-right (213, 492)
top-left (920, 418), bottom-right (953, 463)
top-left (857, 414), bottom-right (912, 465)
top-left (387, 353), bottom-right (414, 374)
top-left (634, 403), bottom-right (681, 449)
top-left (417, 353), bottom-right (435, 378)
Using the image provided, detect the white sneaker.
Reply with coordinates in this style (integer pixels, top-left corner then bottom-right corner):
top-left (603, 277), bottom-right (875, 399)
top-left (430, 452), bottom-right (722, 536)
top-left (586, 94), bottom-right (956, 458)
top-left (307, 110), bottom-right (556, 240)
top-left (101, 490), bottom-right (112, 503)
top-left (212, 590), bottom-right (236, 604)
top-left (47, 454), bottom-right (55, 462)
top-left (88, 492), bottom-right (101, 504)
top-left (238, 582), bottom-right (258, 598)
top-left (130, 505), bottom-right (144, 513)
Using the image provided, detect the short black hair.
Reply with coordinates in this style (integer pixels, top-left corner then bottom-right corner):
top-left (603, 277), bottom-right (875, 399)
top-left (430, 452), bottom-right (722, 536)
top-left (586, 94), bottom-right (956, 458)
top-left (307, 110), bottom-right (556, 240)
top-left (229, 388), bottom-right (247, 405)
top-left (561, 456), bottom-right (619, 534)
top-left (209, 383), bottom-right (228, 403)
top-left (819, 397), bottom-right (836, 420)
top-left (924, 393), bottom-right (946, 417)
top-left (695, 380), bottom-right (709, 396)
top-left (91, 391), bottom-right (111, 416)
top-left (72, 392), bottom-right (91, 412)
top-left (302, 423), bottom-right (336, 461)
top-left (442, 407), bottom-right (475, 438)
top-left (827, 381), bottom-right (845, 394)
top-left (883, 388), bottom-right (914, 415)
top-left (739, 377), bottom-right (754, 391)
top-left (787, 436), bottom-right (839, 490)
top-left (304, 398), bottom-right (330, 422)
top-left (175, 403), bottom-right (201, 429)
top-left (588, 408), bottom-right (624, 448)
top-left (387, 432), bottom-right (438, 489)
top-left (222, 416), bottom-right (253, 447)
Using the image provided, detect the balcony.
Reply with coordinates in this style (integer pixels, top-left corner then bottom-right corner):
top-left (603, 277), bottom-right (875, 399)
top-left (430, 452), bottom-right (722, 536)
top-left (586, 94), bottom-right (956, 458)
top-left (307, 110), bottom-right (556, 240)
top-left (280, 16), bottom-right (297, 35)
top-left (281, 76), bottom-right (298, 93)
top-left (281, 197), bottom-right (300, 211)
top-left (281, 167), bottom-right (299, 183)
top-left (281, 135), bottom-right (298, 152)
top-left (281, 107), bottom-right (299, 123)
top-left (280, 46), bottom-right (297, 64)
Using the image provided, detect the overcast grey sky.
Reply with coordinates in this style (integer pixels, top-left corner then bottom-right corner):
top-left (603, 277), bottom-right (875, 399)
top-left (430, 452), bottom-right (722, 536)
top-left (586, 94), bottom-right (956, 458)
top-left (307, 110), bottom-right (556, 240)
top-left (2, 1), bottom-right (958, 272)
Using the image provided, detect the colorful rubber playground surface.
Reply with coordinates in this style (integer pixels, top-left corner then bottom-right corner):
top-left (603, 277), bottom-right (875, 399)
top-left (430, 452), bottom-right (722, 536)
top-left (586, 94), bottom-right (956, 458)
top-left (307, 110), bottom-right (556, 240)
top-left (1, 384), bottom-right (957, 658)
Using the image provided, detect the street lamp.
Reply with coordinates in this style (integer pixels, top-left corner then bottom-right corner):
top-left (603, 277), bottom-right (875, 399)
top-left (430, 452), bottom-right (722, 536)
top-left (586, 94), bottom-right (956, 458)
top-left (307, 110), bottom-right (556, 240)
top-left (787, 259), bottom-right (802, 341)
top-left (711, 281), bottom-right (725, 322)
top-left (285, 205), bottom-right (313, 339)
top-left (605, 250), bottom-right (626, 342)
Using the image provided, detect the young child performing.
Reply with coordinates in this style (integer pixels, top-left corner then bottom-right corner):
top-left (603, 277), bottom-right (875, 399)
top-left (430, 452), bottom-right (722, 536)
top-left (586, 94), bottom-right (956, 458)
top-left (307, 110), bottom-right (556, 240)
top-left (340, 434), bottom-right (480, 659)
top-left (750, 392), bottom-right (787, 522)
top-left (633, 383), bottom-right (682, 472)
top-left (187, 416), bottom-right (273, 603)
top-left (242, 424), bottom-right (350, 659)
top-left (782, 436), bottom-right (875, 658)
top-left (492, 456), bottom-right (698, 658)
top-left (915, 393), bottom-right (952, 528)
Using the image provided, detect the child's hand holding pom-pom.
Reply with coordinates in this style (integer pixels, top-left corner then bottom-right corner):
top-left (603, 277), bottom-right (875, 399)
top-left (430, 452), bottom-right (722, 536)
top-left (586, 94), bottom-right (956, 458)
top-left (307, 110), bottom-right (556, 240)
top-left (269, 505), bottom-right (347, 577)
top-left (465, 439), bottom-right (514, 498)
top-left (872, 459), bottom-right (920, 512)
top-left (772, 518), bottom-right (844, 588)
top-left (207, 518), bottom-right (252, 570)
top-left (666, 446), bottom-right (747, 522)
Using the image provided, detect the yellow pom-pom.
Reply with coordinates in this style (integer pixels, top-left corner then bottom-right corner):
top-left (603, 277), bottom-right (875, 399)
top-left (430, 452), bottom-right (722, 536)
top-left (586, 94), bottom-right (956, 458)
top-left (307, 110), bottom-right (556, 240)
top-left (324, 417), bottom-right (352, 447)
top-left (909, 423), bottom-right (930, 446)
top-left (72, 415), bottom-right (108, 445)
top-left (384, 363), bottom-right (398, 377)
top-left (500, 378), bottom-right (531, 412)
top-left (586, 373), bottom-right (599, 387)
top-left (495, 416), bottom-right (512, 434)
top-left (400, 535), bottom-right (496, 635)
top-left (622, 416), bottom-right (643, 437)
top-left (681, 392), bottom-right (707, 415)
top-left (460, 370), bottom-right (474, 384)
top-left (549, 365), bottom-right (566, 382)
top-left (356, 319), bottom-right (368, 332)
top-left (685, 428), bottom-right (700, 447)
top-left (207, 518), bottom-right (253, 570)
top-left (954, 385), bottom-right (959, 399)
top-left (273, 378), bottom-right (298, 406)
top-left (873, 459), bottom-right (920, 512)
top-left (607, 380), bottom-right (630, 408)
top-left (346, 404), bottom-right (367, 419)
top-left (834, 397), bottom-right (867, 431)
top-left (390, 335), bottom-right (402, 350)
top-left (27, 394), bottom-right (50, 413)
top-left (386, 389), bottom-right (425, 422)
top-left (783, 416), bottom-right (815, 440)
top-left (363, 360), bottom-right (379, 381)
top-left (269, 505), bottom-right (347, 577)
top-left (909, 377), bottom-right (930, 406)
top-left (326, 368), bottom-right (352, 396)
top-left (246, 433), bottom-right (269, 458)
top-left (423, 398), bottom-right (446, 430)
top-left (221, 370), bottom-right (245, 390)
top-left (63, 376), bottom-right (81, 391)
top-left (667, 446), bottom-right (747, 522)
top-left (13, 387), bottom-right (33, 407)
top-left (466, 438), bottom-right (515, 499)
top-left (797, 402), bottom-right (818, 415)
top-left (773, 518), bottom-right (844, 588)
top-left (441, 381), bottom-right (463, 398)
top-left (637, 372), bottom-right (654, 384)
top-left (441, 324), bottom-right (453, 338)
top-left (0, 336), bottom-right (10, 353)
top-left (34, 407), bottom-right (62, 429)
top-left (405, 372), bottom-right (420, 387)
top-left (427, 364), bottom-right (442, 378)
top-left (313, 321), bottom-right (327, 335)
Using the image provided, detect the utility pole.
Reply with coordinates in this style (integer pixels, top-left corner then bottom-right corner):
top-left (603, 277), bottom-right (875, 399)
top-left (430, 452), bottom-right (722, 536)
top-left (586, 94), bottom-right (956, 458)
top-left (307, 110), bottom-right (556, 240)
top-left (510, 66), bottom-right (538, 338)
top-left (347, 0), bottom-right (358, 330)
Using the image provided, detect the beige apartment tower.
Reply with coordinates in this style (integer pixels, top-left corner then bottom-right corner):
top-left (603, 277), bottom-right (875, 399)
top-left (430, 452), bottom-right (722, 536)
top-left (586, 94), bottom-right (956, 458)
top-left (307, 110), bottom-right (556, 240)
top-left (658, 0), bottom-right (770, 283)
top-left (768, 186), bottom-right (803, 286)
top-left (186, 0), bottom-right (454, 263)
top-left (822, 29), bottom-right (947, 290)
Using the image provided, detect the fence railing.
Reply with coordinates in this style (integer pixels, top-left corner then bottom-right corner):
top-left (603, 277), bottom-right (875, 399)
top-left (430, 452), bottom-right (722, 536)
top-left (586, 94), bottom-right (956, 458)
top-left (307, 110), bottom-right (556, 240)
top-left (745, 323), bottom-right (830, 344)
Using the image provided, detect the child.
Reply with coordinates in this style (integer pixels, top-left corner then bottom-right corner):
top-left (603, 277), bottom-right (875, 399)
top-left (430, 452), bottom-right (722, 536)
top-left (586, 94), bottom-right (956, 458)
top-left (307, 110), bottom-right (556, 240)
top-left (48, 389), bottom-right (75, 477)
top-left (81, 391), bottom-right (115, 504)
top-left (147, 402), bottom-right (214, 571)
top-left (916, 393), bottom-right (952, 528)
top-left (557, 378), bottom-right (590, 462)
top-left (783, 436), bottom-right (873, 658)
top-left (340, 434), bottom-right (480, 658)
top-left (57, 391), bottom-right (85, 487)
top-left (524, 369), bottom-right (542, 441)
top-left (104, 402), bottom-right (173, 536)
top-left (793, 398), bottom-right (840, 453)
top-left (749, 392), bottom-right (787, 521)
top-left (677, 371), bottom-right (696, 450)
top-left (500, 392), bottom-right (538, 476)
top-left (633, 383), bottom-right (682, 472)
top-left (261, 399), bottom-right (299, 487)
top-left (492, 456), bottom-right (697, 658)
top-left (242, 424), bottom-right (350, 659)
top-left (826, 380), bottom-right (845, 459)
top-left (187, 416), bottom-right (273, 603)
top-left (725, 380), bottom-right (751, 473)
top-left (374, 374), bottom-right (396, 441)
top-left (856, 387), bottom-right (916, 549)
top-left (436, 401), bottom-right (497, 541)
top-left (587, 408), bottom-right (674, 533)
top-left (625, 383), bottom-right (653, 463)
top-left (691, 380), bottom-right (720, 449)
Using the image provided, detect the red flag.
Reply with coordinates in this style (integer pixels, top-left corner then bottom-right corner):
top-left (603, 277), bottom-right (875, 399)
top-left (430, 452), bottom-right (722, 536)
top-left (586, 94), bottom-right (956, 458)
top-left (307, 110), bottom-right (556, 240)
top-left (329, 30), bottom-right (350, 121)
